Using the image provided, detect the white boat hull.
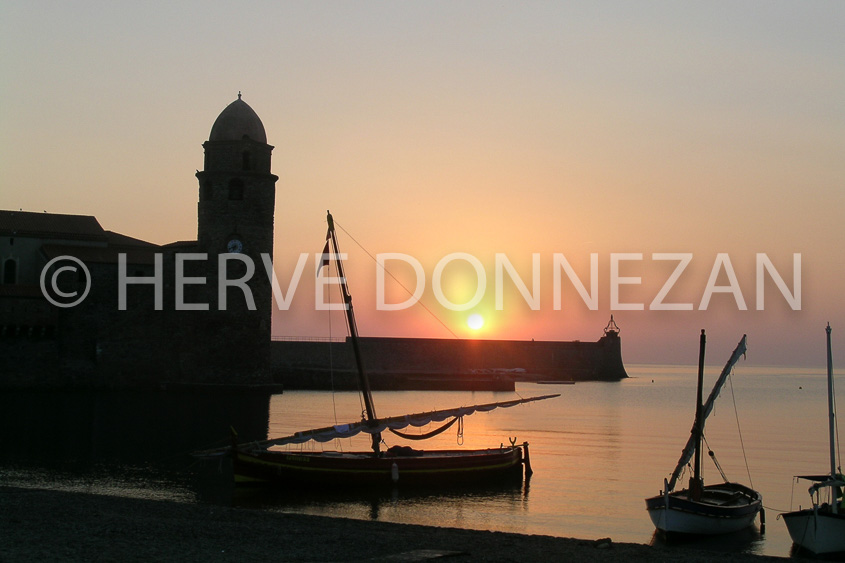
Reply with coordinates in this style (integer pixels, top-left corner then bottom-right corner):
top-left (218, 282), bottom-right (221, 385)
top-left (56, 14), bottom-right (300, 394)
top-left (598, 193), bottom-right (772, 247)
top-left (645, 483), bottom-right (762, 536)
top-left (649, 504), bottom-right (759, 535)
top-left (783, 508), bottom-right (845, 555)
top-left (780, 325), bottom-right (845, 556)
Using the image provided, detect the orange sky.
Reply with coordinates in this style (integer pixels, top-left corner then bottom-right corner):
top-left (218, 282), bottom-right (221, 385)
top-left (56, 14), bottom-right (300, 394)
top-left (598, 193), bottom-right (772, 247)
top-left (2, 2), bottom-right (843, 365)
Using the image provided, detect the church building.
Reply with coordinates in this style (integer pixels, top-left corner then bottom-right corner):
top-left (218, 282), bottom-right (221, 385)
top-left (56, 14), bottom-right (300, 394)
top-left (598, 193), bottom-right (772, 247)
top-left (0, 96), bottom-right (277, 388)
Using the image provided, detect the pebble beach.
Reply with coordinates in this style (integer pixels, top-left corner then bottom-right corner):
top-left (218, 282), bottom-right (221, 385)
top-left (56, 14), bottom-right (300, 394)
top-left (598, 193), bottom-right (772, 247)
top-left (1, 486), bottom-right (797, 562)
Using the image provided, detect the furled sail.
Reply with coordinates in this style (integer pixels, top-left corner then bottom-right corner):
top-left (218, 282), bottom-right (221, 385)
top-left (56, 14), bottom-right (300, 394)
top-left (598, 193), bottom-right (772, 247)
top-left (666, 335), bottom-right (747, 492)
top-left (237, 394), bottom-right (559, 452)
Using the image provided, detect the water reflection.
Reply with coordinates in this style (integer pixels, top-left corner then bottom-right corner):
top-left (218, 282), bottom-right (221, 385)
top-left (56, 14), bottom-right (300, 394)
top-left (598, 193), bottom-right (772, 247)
top-left (2, 367), bottom-right (838, 559)
top-left (649, 526), bottom-right (765, 555)
top-left (0, 390), bottom-right (270, 481)
top-left (228, 476), bottom-right (531, 528)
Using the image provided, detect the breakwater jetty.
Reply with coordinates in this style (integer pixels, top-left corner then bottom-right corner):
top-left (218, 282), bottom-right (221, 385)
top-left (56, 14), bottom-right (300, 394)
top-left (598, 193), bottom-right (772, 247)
top-left (272, 321), bottom-right (627, 391)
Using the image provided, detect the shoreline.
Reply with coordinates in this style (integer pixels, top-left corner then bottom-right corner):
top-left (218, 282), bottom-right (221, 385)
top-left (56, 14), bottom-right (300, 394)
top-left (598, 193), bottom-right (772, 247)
top-left (1, 486), bottom-right (791, 562)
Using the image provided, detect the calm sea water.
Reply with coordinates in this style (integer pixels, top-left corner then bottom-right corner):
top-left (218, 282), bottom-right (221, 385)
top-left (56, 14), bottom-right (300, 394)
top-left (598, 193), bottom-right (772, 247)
top-left (2, 364), bottom-right (842, 559)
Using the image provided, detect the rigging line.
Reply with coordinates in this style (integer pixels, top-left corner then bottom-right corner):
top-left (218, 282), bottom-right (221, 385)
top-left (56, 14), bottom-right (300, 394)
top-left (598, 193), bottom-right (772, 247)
top-left (790, 476), bottom-right (797, 511)
top-left (327, 257), bottom-right (339, 427)
top-left (334, 219), bottom-right (460, 340)
top-left (389, 416), bottom-right (459, 440)
top-left (702, 434), bottom-right (729, 482)
top-left (833, 356), bottom-right (841, 472)
top-left (728, 370), bottom-right (754, 489)
top-left (762, 503), bottom-right (792, 513)
top-left (324, 221), bottom-right (367, 420)
top-left (325, 257), bottom-right (349, 452)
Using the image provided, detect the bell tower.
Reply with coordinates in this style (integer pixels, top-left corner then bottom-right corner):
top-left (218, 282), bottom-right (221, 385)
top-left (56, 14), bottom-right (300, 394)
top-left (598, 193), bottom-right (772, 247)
top-left (194, 94), bottom-right (277, 382)
top-left (197, 93), bottom-right (277, 259)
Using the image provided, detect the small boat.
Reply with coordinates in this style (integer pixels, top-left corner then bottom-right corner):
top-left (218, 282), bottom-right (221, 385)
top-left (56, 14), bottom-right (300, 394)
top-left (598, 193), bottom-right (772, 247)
top-left (198, 211), bottom-right (558, 487)
top-left (645, 331), bottom-right (762, 535)
top-left (230, 400), bottom-right (549, 486)
top-left (781, 323), bottom-right (845, 555)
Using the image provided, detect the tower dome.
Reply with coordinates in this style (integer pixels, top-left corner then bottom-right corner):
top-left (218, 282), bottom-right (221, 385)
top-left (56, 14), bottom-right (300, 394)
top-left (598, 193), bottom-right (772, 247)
top-left (208, 93), bottom-right (267, 143)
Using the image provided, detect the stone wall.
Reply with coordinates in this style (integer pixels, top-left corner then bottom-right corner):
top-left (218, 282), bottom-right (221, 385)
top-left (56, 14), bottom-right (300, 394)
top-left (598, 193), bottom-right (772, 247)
top-left (0, 249), bottom-right (273, 389)
top-left (272, 332), bottom-right (627, 389)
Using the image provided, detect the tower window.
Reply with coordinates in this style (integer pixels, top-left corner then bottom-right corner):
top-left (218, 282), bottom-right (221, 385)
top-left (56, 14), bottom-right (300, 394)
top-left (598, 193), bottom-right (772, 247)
top-left (242, 151), bottom-right (252, 171)
top-left (2, 258), bottom-right (16, 285)
top-left (228, 178), bottom-right (244, 201)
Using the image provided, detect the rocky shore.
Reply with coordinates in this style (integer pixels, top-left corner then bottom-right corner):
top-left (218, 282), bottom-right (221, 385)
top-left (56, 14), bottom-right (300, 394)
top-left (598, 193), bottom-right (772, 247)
top-left (1, 486), bottom-right (791, 562)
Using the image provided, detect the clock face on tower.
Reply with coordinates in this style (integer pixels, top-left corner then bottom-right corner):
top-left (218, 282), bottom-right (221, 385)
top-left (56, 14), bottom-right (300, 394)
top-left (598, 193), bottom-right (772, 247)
top-left (227, 238), bottom-right (243, 254)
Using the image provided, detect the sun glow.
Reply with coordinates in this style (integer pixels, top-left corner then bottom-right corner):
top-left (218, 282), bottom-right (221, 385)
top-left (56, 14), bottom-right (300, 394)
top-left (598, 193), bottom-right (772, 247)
top-left (467, 313), bottom-right (484, 330)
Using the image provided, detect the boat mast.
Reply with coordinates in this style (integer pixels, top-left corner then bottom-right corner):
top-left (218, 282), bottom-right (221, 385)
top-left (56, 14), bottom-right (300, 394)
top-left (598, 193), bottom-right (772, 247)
top-left (326, 211), bottom-right (381, 454)
top-left (826, 323), bottom-right (838, 513)
top-left (691, 329), bottom-right (706, 500)
top-left (666, 333), bottom-right (747, 492)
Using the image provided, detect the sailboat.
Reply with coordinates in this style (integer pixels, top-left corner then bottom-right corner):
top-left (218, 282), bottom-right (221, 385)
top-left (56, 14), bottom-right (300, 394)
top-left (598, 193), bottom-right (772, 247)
top-left (645, 331), bottom-right (762, 535)
top-left (781, 323), bottom-right (845, 555)
top-left (201, 211), bottom-right (559, 486)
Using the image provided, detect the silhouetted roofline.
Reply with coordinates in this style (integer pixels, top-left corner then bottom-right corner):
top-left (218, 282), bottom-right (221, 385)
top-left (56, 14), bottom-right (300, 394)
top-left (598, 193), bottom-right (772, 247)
top-left (104, 230), bottom-right (157, 248)
top-left (0, 210), bottom-right (106, 242)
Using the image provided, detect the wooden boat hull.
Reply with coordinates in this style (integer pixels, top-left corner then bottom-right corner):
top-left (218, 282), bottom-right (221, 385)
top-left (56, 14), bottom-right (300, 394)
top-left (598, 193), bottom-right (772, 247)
top-left (782, 508), bottom-right (845, 555)
top-left (233, 445), bottom-right (526, 487)
top-left (645, 482), bottom-right (762, 535)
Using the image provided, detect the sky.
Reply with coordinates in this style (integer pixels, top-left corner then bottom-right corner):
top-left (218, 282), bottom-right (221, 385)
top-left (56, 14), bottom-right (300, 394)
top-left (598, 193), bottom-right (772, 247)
top-left (2, 1), bottom-right (843, 366)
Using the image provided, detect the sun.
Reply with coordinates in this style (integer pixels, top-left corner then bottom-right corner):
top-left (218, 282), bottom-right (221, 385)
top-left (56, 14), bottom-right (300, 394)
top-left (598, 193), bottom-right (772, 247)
top-left (467, 313), bottom-right (484, 330)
